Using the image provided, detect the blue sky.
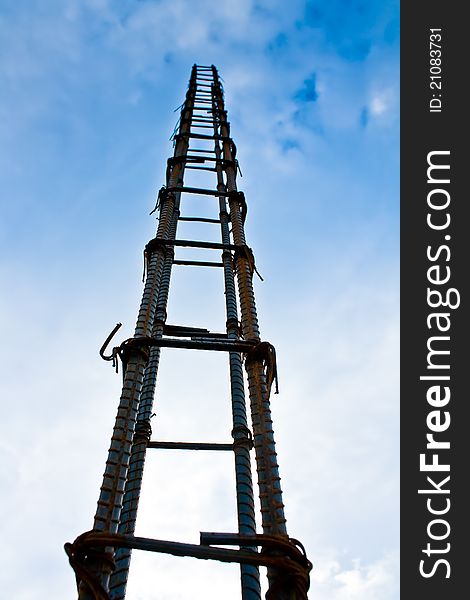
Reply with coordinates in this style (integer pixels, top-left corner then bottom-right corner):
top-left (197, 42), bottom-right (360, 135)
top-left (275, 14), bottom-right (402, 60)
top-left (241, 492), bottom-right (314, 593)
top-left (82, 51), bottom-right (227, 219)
top-left (0, 1), bottom-right (399, 598)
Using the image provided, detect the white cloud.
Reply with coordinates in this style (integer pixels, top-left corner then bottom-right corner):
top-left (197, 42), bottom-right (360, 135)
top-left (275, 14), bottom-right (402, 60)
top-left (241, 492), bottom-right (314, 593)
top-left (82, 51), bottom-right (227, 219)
top-left (371, 94), bottom-right (388, 115)
top-left (311, 552), bottom-right (399, 600)
top-left (370, 87), bottom-right (397, 117)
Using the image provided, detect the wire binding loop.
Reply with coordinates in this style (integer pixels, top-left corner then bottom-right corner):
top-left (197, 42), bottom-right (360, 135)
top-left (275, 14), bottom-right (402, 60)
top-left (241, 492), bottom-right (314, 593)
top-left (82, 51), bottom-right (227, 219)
top-left (142, 236), bottom-right (172, 282)
top-left (100, 325), bottom-right (151, 376)
top-left (245, 341), bottom-right (279, 396)
top-left (65, 532), bottom-right (115, 600)
top-left (231, 425), bottom-right (254, 449)
top-left (233, 244), bottom-right (263, 281)
top-left (133, 419), bottom-right (153, 444)
top-left (228, 190), bottom-right (247, 225)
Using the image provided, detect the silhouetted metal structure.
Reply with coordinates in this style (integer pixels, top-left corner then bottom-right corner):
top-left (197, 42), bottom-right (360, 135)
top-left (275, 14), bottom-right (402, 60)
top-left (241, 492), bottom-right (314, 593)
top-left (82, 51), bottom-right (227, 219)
top-left (65, 64), bottom-right (311, 600)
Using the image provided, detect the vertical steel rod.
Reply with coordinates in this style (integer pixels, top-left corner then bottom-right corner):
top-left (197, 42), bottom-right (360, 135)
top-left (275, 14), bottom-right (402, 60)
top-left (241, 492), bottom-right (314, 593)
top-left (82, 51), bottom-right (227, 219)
top-left (77, 67), bottom-right (197, 600)
top-left (211, 68), bottom-right (262, 600)
top-left (107, 67), bottom-right (197, 600)
top-left (212, 66), bottom-right (295, 600)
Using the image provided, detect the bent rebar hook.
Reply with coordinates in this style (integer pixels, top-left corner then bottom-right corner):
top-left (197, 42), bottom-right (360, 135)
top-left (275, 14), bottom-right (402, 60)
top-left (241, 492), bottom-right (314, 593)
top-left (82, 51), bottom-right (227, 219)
top-left (99, 322), bottom-right (122, 366)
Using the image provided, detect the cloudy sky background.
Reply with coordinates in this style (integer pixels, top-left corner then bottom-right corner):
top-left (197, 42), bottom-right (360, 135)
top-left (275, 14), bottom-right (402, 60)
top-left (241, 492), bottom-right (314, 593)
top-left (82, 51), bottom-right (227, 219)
top-left (0, 0), bottom-right (399, 598)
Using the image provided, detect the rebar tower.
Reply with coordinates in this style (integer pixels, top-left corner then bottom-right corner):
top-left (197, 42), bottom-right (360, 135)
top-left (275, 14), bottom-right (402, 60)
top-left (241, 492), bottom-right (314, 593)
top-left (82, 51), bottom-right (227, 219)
top-left (65, 64), bottom-right (311, 600)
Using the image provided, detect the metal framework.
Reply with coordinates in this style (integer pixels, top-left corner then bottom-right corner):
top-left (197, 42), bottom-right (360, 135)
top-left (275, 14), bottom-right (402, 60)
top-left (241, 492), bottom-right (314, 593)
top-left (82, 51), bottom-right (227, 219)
top-left (65, 64), bottom-right (311, 600)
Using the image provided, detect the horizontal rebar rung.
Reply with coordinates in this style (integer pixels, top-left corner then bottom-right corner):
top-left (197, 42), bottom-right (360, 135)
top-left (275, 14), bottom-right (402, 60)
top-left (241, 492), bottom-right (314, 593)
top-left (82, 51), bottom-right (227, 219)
top-left (144, 337), bottom-right (254, 352)
top-left (148, 442), bottom-right (233, 451)
top-left (173, 260), bottom-right (224, 267)
top-left (148, 238), bottom-right (236, 251)
top-left (178, 216), bottom-right (221, 223)
top-left (167, 186), bottom-right (230, 197)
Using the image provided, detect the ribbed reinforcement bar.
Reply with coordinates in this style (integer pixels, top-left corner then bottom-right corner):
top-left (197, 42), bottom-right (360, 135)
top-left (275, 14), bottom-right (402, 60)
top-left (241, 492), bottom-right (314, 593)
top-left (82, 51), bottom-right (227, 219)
top-left (88, 67), bottom-right (198, 600)
top-left (212, 66), bottom-right (294, 600)
top-left (210, 94), bottom-right (262, 599)
top-left (68, 63), bottom-right (308, 600)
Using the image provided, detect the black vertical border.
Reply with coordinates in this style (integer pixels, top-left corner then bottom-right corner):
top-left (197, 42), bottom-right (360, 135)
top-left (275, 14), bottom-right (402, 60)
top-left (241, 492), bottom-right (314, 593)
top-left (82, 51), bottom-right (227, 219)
top-left (401, 4), bottom-right (468, 599)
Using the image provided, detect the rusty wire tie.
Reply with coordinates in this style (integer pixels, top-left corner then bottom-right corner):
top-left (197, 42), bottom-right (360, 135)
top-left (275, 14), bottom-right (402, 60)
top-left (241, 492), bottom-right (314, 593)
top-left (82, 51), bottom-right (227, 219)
top-left (228, 190), bottom-right (247, 225)
top-left (220, 120), bottom-right (231, 136)
top-left (166, 155), bottom-right (207, 182)
top-left (142, 236), bottom-right (174, 282)
top-left (169, 118), bottom-right (181, 141)
top-left (169, 97), bottom-right (194, 141)
top-left (245, 341), bottom-right (279, 396)
top-left (220, 136), bottom-right (240, 173)
top-left (232, 244), bottom-right (263, 281)
top-left (230, 138), bottom-right (237, 161)
top-left (149, 187), bottom-right (176, 216)
top-left (133, 418), bottom-right (153, 443)
top-left (65, 530), bottom-right (311, 600)
top-left (225, 317), bottom-right (243, 336)
top-left (64, 536), bottom-right (114, 600)
top-left (231, 424), bottom-right (254, 450)
top-left (100, 324), bottom-right (151, 376)
top-left (213, 108), bottom-right (227, 121)
top-left (101, 329), bottom-right (275, 380)
top-left (215, 135), bottom-right (242, 176)
top-left (219, 157), bottom-right (242, 177)
top-left (212, 81), bottom-right (224, 97)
